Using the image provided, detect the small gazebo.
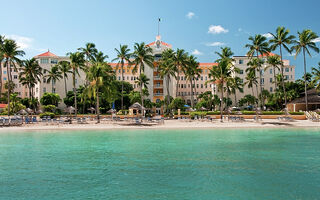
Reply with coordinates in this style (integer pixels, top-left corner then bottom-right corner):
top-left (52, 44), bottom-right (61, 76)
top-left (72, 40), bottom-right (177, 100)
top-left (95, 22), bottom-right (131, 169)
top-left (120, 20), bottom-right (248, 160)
top-left (129, 102), bottom-right (145, 116)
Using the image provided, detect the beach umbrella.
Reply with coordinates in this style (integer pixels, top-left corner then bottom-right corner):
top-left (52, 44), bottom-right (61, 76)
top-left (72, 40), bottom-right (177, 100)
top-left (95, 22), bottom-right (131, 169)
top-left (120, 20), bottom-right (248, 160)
top-left (88, 107), bottom-right (96, 114)
top-left (199, 107), bottom-right (207, 111)
top-left (184, 104), bottom-right (190, 108)
top-left (65, 106), bottom-right (76, 114)
top-left (129, 102), bottom-right (145, 110)
top-left (26, 108), bottom-right (34, 114)
top-left (18, 109), bottom-right (27, 115)
top-left (186, 107), bottom-right (194, 112)
top-left (107, 109), bottom-right (116, 113)
top-left (36, 109), bottom-right (43, 114)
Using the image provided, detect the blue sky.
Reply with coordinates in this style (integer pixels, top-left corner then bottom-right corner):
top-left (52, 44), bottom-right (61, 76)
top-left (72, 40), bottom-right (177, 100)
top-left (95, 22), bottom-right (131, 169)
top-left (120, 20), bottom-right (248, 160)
top-left (1, 0), bottom-right (320, 79)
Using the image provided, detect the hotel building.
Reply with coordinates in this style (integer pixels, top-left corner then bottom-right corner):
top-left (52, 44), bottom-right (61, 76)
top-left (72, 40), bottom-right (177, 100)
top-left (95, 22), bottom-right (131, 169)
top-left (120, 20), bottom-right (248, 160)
top-left (1, 35), bottom-right (295, 112)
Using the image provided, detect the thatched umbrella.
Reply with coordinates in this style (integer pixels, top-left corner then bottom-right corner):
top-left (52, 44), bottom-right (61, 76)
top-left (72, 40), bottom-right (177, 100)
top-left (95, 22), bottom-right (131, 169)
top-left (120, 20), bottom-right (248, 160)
top-left (26, 108), bottom-right (34, 114)
top-left (65, 106), bottom-right (76, 114)
top-left (18, 109), bottom-right (27, 115)
top-left (107, 109), bottom-right (116, 113)
top-left (88, 107), bottom-right (96, 114)
top-left (199, 107), bottom-right (207, 111)
top-left (129, 102), bottom-right (146, 116)
top-left (36, 109), bottom-right (43, 114)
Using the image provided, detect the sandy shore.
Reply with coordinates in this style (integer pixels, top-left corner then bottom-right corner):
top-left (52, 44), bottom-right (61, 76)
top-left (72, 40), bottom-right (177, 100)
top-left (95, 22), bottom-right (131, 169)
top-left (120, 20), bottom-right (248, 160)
top-left (0, 119), bottom-right (319, 132)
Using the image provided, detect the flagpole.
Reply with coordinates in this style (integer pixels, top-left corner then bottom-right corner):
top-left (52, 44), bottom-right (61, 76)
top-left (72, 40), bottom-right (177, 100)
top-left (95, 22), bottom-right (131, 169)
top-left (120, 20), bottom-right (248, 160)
top-left (158, 18), bottom-right (160, 36)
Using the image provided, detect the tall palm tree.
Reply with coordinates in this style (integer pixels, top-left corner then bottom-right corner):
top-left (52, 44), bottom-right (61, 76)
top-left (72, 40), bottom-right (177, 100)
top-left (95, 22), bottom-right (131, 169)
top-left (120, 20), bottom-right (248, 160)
top-left (132, 42), bottom-right (154, 111)
top-left (44, 65), bottom-right (63, 93)
top-left (245, 70), bottom-right (258, 99)
top-left (266, 55), bottom-right (282, 91)
top-left (0, 35), bottom-right (5, 98)
top-left (185, 55), bottom-right (200, 108)
top-left (87, 62), bottom-right (114, 123)
top-left (247, 58), bottom-right (264, 107)
top-left (78, 43), bottom-right (98, 63)
top-left (245, 34), bottom-right (269, 108)
top-left (57, 61), bottom-right (72, 97)
top-left (173, 49), bottom-right (188, 97)
top-left (229, 76), bottom-right (243, 106)
top-left (158, 49), bottom-right (176, 112)
top-left (312, 62), bottom-right (320, 91)
top-left (92, 51), bottom-right (108, 63)
top-left (135, 73), bottom-right (150, 109)
top-left (269, 27), bottom-right (295, 106)
top-left (112, 45), bottom-right (131, 110)
top-left (292, 29), bottom-right (319, 111)
top-left (67, 52), bottom-right (86, 116)
top-left (19, 58), bottom-right (43, 100)
top-left (0, 39), bottom-right (25, 118)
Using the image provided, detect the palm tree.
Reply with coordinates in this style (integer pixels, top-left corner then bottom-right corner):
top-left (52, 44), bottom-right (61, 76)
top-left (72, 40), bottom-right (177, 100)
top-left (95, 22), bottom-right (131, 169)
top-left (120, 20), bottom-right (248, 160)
top-left (292, 29), bottom-right (319, 111)
top-left (266, 55), bottom-right (282, 91)
top-left (57, 61), bottom-right (72, 97)
top-left (247, 58), bottom-right (264, 107)
top-left (185, 55), bottom-right (201, 108)
top-left (67, 52), bottom-right (86, 116)
top-left (245, 34), bottom-right (269, 108)
top-left (112, 45), bottom-right (131, 110)
top-left (135, 73), bottom-right (150, 109)
top-left (269, 27), bottom-right (295, 106)
top-left (173, 49), bottom-right (188, 97)
top-left (158, 49), bottom-right (176, 112)
top-left (0, 39), bottom-right (25, 118)
top-left (245, 70), bottom-right (258, 99)
top-left (132, 42), bottom-right (154, 111)
top-left (0, 35), bottom-right (5, 98)
top-left (78, 43), bottom-right (98, 63)
top-left (229, 76), bottom-right (243, 106)
top-left (87, 62), bottom-right (114, 123)
top-left (19, 58), bottom-right (43, 100)
top-left (92, 51), bottom-right (108, 63)
top-left (311, 62), bottom-right (320, 91)
top-left (45, 65), bottom-right (63, 93)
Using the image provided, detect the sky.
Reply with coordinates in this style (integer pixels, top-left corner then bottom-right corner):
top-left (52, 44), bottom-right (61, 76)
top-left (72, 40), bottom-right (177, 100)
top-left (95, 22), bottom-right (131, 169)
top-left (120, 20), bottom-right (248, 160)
top-left (1, 0), bottom-right (320, 79)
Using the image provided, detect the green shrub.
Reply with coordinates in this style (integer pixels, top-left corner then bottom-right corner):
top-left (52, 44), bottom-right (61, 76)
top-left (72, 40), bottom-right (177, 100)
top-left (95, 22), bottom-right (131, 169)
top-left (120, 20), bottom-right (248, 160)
top-left (207, 111), bottom-right (221, 115)
top-left (241, 111), bottom-right (256, 115)
top-left (39, 112), bottom-right (55, 119)
top-left (261, 111), bottom-right (284, 115)
top-left (288, 112), bottom-right (304, 115)
top-left (174, 111), bottom-right (189, 115)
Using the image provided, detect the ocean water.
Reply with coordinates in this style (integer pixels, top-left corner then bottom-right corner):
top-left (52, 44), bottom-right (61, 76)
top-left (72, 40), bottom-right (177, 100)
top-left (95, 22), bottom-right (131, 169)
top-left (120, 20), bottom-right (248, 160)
top-left (0, 128), bottom-right (319, 200)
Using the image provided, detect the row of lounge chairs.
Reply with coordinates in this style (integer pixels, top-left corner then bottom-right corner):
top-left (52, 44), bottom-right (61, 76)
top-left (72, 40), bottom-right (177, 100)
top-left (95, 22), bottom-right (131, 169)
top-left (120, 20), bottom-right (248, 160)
top-left (0, 117), bottom-right (23, 126)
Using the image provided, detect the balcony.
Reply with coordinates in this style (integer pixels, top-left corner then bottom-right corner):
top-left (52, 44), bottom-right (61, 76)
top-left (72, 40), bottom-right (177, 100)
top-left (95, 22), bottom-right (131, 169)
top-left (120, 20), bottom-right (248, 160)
top-left (154, 76), bottom-right (162, 80)
top-left (154, 93), bottom-right (163, 96)
top-left (154, 84), bottom-right (163, 88)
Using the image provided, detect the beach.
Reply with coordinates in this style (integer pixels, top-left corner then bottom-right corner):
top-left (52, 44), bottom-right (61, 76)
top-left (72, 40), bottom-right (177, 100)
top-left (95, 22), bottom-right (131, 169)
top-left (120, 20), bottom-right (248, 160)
top-left (0, 119), bottom-right (319, 131)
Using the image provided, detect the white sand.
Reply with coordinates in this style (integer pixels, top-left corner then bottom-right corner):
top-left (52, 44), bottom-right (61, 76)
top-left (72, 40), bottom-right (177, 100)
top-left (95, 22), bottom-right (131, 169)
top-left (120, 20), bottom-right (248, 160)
top-left (0, 119), bottom-right (319, 132)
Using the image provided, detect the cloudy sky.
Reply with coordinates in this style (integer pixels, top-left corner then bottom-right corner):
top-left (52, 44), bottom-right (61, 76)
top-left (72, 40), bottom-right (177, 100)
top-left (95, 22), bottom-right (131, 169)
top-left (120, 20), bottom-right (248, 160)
top-left (1, 0), bottom-right (320, 78)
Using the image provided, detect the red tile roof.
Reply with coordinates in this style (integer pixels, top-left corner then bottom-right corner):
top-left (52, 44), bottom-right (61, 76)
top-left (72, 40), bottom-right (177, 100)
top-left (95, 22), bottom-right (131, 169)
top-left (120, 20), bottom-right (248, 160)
top-left (258, 52), bottom-right (277, 57)
top-left (147, 41), bottom-right (172, 48)
top-left (0, 104), bottom-right (7, 109)
top-left (199, 63), bottom-right (218, 66)
top-left (36, 51), bottom-right (57, 57)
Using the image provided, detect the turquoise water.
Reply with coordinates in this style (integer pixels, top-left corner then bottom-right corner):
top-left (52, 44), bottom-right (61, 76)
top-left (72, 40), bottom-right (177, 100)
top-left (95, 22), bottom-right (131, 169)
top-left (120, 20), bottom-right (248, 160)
top-left (0, 128), bottom-right (320, 200)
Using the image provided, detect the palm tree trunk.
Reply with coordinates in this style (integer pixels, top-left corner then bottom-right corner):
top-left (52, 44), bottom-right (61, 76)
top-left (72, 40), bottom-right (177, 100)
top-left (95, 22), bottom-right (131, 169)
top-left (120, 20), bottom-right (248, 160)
top-left (256, 51), bottom-right (263, 109)
top-left (234, 91), bottom-right (237, 107)
top-left (220, 81), bottom-right (224, 122)
top-left (64, 75), bottom-right (67, 97)
top-left (176, 69), bottom-right (180, 97)
top-left (52, 80), bottom-right (54, 94)
top-left (273, 66), bottom-right (277, 91)
top-left (193, 78), bottom-right (198, 104)
top-left (279, 45), bottom-right (287, 107)
top-left (121, 61), bottom-right (124, 110)
top-left (303, 48), bottom-right (308, 111)
top-left (96, 88), bottom-right (100, 123)
top-left (73, 70), bottom-right (77, 117)
top-left (190, 79), bottom-right (194, 108)
top-left (166, 75), bottom-right (170, 114)
top-left (6, 60), bottom-right (11, 122)
top-left (139, 67), bottom-right (144, 117)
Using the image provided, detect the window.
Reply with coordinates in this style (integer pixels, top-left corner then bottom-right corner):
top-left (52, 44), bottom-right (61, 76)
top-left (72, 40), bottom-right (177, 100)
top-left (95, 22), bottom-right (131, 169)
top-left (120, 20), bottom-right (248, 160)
top-left (240, 79), bottom-right (244, 84)
top-left (270, 87), bottom-right (273, 92)
top-left (196, 84), bottom-right (199, 88)
top-left (50, 59), bottom-right (58, 64)
top-left (290, 68), bottom-right (292, 72)
top-left (184, 84), bottom-right (186, 88)
top-left (260, 69), bottom-right (264, 75)
top-left (270, 69), bottom-right (272, 74)
top-left (285, 68), bottom-right (289, 72)
top-left (53, 88), bottom-right (56, 93)
top-left (291, 75), bottom-right (293, 79)
top-left (118, 76), bottom-right (120, 80)
top-left (239, 70), bottom-right (244, 74)
top-left (239, 59), bottom-right (244, 64)
top-left (36, 88), bottom-right (38, 93)
top-left (201, 84), bottom-right (203, 88)
top-left (201, 76), bottom-right (203, 81)
top-left (118, 69), bottom-right (120, 73)
top-left (156, 99), bottom-right (160, 103)
top-left (261, 78), bottom-right (264, 84)
top-left (43, 78), bottom-right (46, 83)
top-left (270, 78), bottom-right (273, 83)
top-left (188, 84), bottom-right (190, 88)
top-left (285, 75), bottom-right (289, 80)
top-left (75, 79), bottom-right (77, 84)
top-left (40, 58), bottom-right (49, 64)
top-left (14, 75), bottom-right (17, 79)
top-left (43, 87), bottom-right (46, 93)
top-left (205, 76), bottom-right (207, 81)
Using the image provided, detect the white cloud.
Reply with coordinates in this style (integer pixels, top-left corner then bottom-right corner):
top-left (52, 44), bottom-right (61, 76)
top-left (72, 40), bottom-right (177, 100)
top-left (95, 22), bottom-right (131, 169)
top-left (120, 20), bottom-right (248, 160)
top-left (312, 37), bottom-right (320, 43)
top-left (186, 12), bottom-right (195, 19)
top-left (191, 49), bottom-right (203, 55)
top-left (262, 33), bottom-right (273, 39)
top-left (208, 25), bottom-right (228, 34)
top-left (206, 42), bottom-right (225, 47)
top-left (6, 35), bottom-right (33, 50)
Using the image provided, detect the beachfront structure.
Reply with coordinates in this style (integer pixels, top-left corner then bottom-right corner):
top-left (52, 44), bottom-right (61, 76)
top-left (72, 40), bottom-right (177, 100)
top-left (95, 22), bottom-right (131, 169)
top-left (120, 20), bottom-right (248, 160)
top-left (287, 88), bottom-right (320, 111)
top-left (1, 36), bottom-right (295, 112)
